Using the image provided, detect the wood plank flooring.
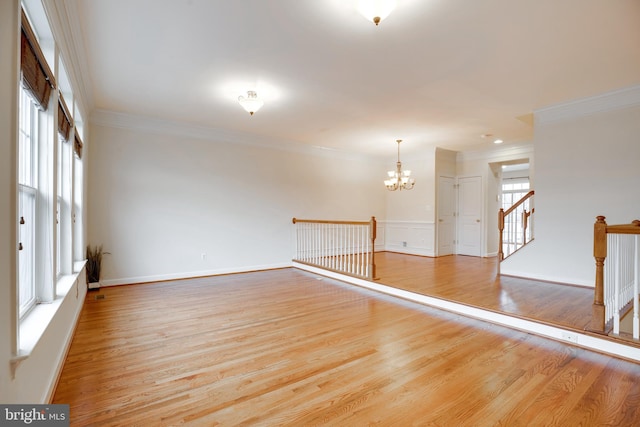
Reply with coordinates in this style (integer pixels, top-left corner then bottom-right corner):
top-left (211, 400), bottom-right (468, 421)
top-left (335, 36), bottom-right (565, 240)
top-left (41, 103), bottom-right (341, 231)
top-left (53, 265), bottom-right (640, 426)
top-left (374, 252), bottom-right (594, 331)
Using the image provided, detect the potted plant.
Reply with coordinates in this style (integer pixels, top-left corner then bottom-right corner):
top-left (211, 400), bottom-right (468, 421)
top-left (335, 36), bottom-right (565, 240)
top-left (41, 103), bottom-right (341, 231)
top-left (86, 244), bottom-right (107, 289)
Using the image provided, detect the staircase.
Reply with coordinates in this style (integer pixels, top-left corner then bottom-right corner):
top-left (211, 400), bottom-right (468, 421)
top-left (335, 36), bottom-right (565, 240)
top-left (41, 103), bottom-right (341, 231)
top-left (498, 190), bottom-right (534, 266)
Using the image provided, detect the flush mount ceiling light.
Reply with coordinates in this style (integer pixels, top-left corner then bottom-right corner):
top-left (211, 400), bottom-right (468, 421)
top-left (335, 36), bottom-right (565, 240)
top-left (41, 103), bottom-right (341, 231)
top-left (238, 90), bottom-right (264, 115)
top-left (384, 139), bottom-right (415, 191)
top-left (481, 133), bottom-right (504, 144)
top-left (357, 0), bottom-right (397, 26)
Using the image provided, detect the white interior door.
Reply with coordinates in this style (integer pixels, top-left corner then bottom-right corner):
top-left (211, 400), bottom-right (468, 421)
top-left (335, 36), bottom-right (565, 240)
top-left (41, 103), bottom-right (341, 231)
top-left (437, 176), bottom-right (455, 256)
top-left (457, 176), bottom-right (482, 256)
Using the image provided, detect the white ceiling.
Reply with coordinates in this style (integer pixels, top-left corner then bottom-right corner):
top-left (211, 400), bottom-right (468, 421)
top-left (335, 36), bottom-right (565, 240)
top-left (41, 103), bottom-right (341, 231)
top-left (73, 0), bottom-right (640, 157)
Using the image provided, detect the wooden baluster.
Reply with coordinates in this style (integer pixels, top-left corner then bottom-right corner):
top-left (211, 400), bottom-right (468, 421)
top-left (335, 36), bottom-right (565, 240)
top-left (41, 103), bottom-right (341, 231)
top-left (523, 209), bottom-right (530, 245)
top-left (290, 217), bottom-right (378, 279)
top-left (324, 223), bottom-right (328, 269)
top-left (360, 225), bottom-right (364, 276)
top-left (353, 226), bottom-right (357, 275)
top-left (370, 216), bottom-right (377, 280)
top-left (314, 223), bottom-right (318, 266)
top-left (634, 235), bottom-right (639, 339)
top-left (612, 234), bottom-right (620, 335)
top-left (591, 215), bottom-right (607, 333)
top-left (330, 224), bottom-right (334, 269)
top-left (340, 224), bottom-right (344, 271)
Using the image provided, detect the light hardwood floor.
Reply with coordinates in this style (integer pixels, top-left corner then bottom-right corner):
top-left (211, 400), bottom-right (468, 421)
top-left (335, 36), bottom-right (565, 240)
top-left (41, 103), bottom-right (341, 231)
top-left (53, 260), bottom-right (640, 426)
top-left (375, 252), bottom-right (594, 331)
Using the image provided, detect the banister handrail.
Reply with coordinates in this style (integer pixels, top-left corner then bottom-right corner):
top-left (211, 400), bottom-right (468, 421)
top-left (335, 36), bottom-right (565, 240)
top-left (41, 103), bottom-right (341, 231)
top-left (498, 190), bottom-right (535, 264)
top-left (605, 220), bottom-right (640, 235)
top-left (591, 216), bottom-right (640, 336)
top-left (293, 218), bottom-right (372, 226)
top-left (503, 190), bottom-right (535, 217)
top-left (292, 216), bottom-right (377, 280)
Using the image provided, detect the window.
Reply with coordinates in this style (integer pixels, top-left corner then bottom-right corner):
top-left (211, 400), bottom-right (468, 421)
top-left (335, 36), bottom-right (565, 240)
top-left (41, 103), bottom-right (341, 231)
top-left (57, 128), bottom-right (72, 276)
top-left (18, 87), bottom-right (38, 317)
top-left (57, 62), bottom-right (73, 276)
top-left (501, 177), bottom-right (531, 249)
top-left (56, 135), bottom-right (62, 277)
top-left (501, 179), bottom-right (530, 211)
top-left (72, 117), bottom-right (84, 267)
top-left (14, 2), bottom-right (87, 358)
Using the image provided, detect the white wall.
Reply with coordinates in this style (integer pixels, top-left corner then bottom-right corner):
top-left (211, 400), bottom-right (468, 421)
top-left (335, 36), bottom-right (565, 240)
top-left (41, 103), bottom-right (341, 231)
top-left (383, 148), bottom-right (436, 255)
top-left (0, 0), bottom-right (20, 404)
top-left (501, 86), bottom-right (640, 286)
top-left (384, 148), bottom-right (436, 222)
top-left (88, 119), bottom-right (387, 285)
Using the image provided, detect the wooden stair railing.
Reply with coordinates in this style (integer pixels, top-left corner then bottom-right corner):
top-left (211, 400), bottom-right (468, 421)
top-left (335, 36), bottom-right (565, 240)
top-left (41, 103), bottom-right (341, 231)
top-left (292, 217), bottom-right (377, 280)
top-left (498, 190), bottom-right (535, 264)
top-left (590, 216), bottom-right (640, 336)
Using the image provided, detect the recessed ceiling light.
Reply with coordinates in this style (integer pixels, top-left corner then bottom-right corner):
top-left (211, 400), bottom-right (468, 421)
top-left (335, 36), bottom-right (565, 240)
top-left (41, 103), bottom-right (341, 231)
top-left (494, 139), bottom-right (503, 144)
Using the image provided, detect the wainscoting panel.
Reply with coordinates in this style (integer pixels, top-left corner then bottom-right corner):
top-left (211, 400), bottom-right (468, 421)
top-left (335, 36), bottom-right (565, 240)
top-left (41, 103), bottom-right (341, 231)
top-left (375, 224), bottom-right (386, 252)
top-left (382, 221), bottom-right (435, 257)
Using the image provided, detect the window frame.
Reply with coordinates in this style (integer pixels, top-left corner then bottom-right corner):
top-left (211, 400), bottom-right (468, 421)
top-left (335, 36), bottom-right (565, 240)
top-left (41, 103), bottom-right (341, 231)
top-left (17, 86), bottom-right (39, 318)
top-left (16, 4), bottom-right (85, 339)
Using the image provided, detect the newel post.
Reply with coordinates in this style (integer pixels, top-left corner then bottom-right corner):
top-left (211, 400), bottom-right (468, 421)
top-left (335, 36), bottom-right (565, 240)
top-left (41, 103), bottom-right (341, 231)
top-left (590, 215), bottom-right (607, 333)
top-left (370, 216), bottom-right (378, 280)
top-left (498, 208), bottom-right (505, 262)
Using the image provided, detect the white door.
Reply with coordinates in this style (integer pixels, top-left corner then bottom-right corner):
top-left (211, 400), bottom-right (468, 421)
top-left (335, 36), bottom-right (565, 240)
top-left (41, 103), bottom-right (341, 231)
top-left (437, 176), bottom-right (456, 256)
top-left (458, 176), bottom-right (482, 256)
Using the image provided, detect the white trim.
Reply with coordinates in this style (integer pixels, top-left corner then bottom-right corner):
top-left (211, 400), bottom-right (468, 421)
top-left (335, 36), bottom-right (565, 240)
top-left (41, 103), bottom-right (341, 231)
top-left (456, 141), bottom-right (534, 163)
top-left (383, 220), bottom-right (435, 257)
top-left (536, 84), bottom-right (640, 125)
top-left (99, 262), bottom-right (292, 287)
top-left (293, 262), bottom-right (640, 362)
top-left (11, 267), bottom-right (85, 388)
top-left (42, 0), bottom-right (94, 115)
top-left (16, 275), bottom-right (75, 355)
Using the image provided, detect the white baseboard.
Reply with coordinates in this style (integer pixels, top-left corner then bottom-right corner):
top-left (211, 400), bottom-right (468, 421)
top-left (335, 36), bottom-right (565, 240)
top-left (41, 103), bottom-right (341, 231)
top-left (99, 262), bottom-right (292, 287)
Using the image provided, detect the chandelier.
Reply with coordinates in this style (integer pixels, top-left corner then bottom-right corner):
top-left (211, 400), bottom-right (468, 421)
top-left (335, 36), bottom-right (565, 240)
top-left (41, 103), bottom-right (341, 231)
top-left (238, 90), bottom-right (264, 115)
top-left (357, 0), bottom-right (397, 26)
top-left (384, 139), bottom-right (415, 191)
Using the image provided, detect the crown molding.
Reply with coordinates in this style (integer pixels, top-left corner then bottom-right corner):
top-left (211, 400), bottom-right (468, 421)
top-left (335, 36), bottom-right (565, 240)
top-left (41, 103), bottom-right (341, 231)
top-left (42, 0), bottom-right (94, 119)
top-left (90, 109), bottom-right (380, 162)
top-left (535, 84), bottom-right (640, 125)
top-left (456, 141), bottom-right (534, 163)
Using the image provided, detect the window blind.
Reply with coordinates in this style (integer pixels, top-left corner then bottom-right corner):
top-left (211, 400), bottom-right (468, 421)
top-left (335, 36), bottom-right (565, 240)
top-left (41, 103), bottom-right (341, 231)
top-left (58, 93), bottom-right (73, 142)
top-left (73, 130), bottom-right (83, 159)
top-left (20, 10), bottom-right (56, 111)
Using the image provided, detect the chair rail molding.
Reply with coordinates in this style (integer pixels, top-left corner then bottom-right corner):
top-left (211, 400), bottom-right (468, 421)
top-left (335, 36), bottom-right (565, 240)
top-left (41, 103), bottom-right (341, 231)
top-left (383, 220), bottom-right (435, 257)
